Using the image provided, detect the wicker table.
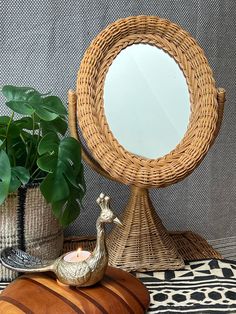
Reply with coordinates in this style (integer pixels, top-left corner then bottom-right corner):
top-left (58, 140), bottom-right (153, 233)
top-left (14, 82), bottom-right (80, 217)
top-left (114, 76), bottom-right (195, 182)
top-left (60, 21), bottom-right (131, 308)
top-left (64, 232), bottom-right (222, 262)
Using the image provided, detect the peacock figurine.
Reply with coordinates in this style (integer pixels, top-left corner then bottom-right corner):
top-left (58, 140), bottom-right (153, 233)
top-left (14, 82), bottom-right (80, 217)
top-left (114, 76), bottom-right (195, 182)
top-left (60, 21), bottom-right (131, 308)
top-left (0, 193), bottom-right (122, 287)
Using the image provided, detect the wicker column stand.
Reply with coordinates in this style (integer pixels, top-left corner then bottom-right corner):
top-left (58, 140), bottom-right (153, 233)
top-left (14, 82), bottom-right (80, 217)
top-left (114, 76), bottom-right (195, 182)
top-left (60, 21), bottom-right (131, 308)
top-left (107, 186), bottom-right (184, 271)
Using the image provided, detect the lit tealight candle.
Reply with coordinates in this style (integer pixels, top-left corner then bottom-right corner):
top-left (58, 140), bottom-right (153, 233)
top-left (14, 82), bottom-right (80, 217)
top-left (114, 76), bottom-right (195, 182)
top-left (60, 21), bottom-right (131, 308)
top-left (64, 248), bottom-right (91, 263)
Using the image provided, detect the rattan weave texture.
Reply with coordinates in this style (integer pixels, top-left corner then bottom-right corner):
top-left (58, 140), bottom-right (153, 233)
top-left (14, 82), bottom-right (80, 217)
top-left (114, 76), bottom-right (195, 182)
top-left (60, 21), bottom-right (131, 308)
top-left (73, 16), bottom-right (225, 271)
top-left (63, 233), bottom-right (222, 261)
top-left (76, 15), bottom-right (221, 188)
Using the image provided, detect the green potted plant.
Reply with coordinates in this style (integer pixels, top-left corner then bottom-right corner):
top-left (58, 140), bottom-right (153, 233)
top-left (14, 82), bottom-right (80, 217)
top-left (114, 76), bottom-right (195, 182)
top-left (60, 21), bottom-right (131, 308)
top-left (0, 85), bottom-right (85, 282)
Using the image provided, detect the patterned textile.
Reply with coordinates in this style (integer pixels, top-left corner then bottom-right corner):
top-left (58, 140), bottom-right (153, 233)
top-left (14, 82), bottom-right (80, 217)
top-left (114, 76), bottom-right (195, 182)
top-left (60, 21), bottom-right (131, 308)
top-left (136, 259), bottom-right (236, 313)
top-left (0, 282), bottom-right (8, 291)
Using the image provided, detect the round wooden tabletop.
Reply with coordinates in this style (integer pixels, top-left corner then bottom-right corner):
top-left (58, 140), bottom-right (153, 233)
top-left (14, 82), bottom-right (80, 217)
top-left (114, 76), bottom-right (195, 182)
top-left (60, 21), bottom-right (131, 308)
top-left (0, 266), bottom-right (150, 314)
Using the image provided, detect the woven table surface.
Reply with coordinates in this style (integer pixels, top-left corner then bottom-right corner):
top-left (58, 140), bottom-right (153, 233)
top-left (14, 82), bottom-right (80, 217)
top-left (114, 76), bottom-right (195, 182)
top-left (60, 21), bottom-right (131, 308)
top-left (0, 231), bottom-right (221, 292)
top-left (63, 231), bottom-right (222, 261)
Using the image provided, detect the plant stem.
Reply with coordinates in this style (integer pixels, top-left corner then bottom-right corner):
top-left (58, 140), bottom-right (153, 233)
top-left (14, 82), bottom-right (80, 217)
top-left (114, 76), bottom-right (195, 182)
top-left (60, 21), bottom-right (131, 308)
top-left (20, 133), bottom-right (26, 145)
top-left (31, 167), bottom-right (41, 181)
top-left (29, 124), bottom-right (41, 172)
top-left (12, 151), bottom-right (16, 167)
top-left (25, 113), bottom-right (35, 168)
top-left (31, 170), bottom-right (45, 183)
top-left (5, 111), bottom-right (14, 154)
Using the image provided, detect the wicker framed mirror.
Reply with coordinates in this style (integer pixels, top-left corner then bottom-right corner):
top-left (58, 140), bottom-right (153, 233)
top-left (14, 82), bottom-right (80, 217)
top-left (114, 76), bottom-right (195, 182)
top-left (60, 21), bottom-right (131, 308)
top-left (103, 43), bottom-right (191, 159)
top-left (69, 16), bottom-right (225, 271)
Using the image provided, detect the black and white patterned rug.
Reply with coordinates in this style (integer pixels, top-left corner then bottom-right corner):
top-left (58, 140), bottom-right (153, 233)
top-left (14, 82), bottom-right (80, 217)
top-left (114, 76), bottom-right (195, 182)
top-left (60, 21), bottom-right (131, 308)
top-left (136, 259), bottom-right (236, 313)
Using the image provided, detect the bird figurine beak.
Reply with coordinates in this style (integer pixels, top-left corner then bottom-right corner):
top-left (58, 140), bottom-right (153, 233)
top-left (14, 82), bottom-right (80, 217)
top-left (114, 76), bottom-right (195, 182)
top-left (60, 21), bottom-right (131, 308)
top-left (113, 217), bottom-right (123, 226)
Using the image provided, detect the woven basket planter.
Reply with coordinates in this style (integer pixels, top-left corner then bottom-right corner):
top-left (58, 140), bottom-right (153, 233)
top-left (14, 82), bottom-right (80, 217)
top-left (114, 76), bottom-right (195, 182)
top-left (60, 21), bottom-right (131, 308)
top-left (0, 184), bottom-right (64, 282)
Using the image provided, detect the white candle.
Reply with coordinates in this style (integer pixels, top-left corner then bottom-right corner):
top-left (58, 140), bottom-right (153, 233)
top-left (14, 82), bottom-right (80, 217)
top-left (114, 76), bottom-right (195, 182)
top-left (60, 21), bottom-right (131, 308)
top-left (64, 248), bottom-right (91, 262)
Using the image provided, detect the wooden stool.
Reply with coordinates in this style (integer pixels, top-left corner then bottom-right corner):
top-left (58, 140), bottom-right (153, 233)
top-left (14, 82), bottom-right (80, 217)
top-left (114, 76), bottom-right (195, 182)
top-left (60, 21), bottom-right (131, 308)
top-left (0, 266), bottom-right (150, 313)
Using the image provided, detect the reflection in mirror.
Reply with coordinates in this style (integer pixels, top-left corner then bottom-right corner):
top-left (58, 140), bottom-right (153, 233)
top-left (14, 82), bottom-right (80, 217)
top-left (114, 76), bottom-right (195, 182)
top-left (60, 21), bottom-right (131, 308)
top-left (104, 44), bottom-right (190, 159)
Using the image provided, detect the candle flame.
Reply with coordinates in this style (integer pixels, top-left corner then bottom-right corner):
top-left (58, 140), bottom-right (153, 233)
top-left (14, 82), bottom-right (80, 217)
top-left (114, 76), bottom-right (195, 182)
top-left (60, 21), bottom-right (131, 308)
top-left (76, 247), bottom-right (82, 257)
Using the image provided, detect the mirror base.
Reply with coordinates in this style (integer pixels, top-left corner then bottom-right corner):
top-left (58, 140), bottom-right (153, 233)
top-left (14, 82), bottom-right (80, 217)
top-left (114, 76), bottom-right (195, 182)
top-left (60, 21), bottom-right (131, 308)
top-left (107, 186), bottom-right (185, 272)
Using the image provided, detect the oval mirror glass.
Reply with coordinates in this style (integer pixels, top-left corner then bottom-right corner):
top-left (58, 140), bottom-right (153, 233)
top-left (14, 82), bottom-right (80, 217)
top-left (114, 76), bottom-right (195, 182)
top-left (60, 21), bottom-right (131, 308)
top-left (104, 44), bottom-right (190, 159)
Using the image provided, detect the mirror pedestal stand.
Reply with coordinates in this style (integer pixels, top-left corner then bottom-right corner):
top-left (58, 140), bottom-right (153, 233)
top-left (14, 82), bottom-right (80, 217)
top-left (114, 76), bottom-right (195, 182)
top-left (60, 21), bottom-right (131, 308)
top-left (68, 90), bottom-right (183, 271)
top-left (68, 88), bottom-right (225, 272)
top-left (107, 186), bottom-right (184, 271)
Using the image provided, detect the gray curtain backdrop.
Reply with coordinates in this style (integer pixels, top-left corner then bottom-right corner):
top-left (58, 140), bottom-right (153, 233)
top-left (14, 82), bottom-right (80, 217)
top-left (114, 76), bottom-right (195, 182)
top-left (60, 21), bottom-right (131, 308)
top-left (1, 0), bottom-right (235, 259)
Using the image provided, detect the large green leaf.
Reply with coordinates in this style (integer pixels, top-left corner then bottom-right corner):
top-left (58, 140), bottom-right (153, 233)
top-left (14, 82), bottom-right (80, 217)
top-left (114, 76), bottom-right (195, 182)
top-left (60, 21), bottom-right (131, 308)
top-left (37, 135), bottom-right (81, 196)
top-left (38, 134), bottom-right (81, 167)
top-left (7, 123), bottom-right (21, 138)
top-left (42, 96), bottom-right (67, 115)
top-left (14, 117), bottom-right (39, 130)
top-left (9, 166), bottom-right (30, 193)
top-left (76, 164), bottom-right (86, 199)
top-left (40, 171), bottom-right (70, 203)
top-left (2, 86), bottom-right (39, 115)
top-left (2, 85), bottom-right (84, 225)
top-left (37, 133), bottom-right (59, 157)
top-left (51, 182), bottom-right (83, 227)
top-left (0, 150), bottom-right (11, 204)
top-left (34, 105), bottom-right (58, 121)
top-left (0, 117), bottom-right (21, 144)
top-left (51, 199), bottom-right (66, 219)
top-left (2, 85), bottom-right (36, 100)
top-left (0, 116), bottom-right (11, 125)
top-left (41, 117), bottom-right (67, 136)
top-left (6, 101), bottom-right (34, 115)
top-left (38, 135), bottom-right (84, 226)
top-left (58, 186), bottom-right (81, 227)
top-left (2, 85), bottom-right (67, 122)
top-left (7, 135), bottom-right (28, 166)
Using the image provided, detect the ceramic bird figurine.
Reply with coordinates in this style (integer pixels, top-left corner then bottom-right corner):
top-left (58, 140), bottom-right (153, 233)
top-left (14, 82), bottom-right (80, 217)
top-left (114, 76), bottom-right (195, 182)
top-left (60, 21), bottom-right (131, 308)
top-left (0, 193), bottom-right (122, 287)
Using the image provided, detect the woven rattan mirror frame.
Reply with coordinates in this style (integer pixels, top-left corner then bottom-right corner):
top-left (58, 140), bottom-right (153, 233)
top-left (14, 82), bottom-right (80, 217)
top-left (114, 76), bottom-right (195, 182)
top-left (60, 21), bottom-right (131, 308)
top-left (71, 16), bottom-right (225, 271)
top-left (77, 15), bottom-right (219, 188)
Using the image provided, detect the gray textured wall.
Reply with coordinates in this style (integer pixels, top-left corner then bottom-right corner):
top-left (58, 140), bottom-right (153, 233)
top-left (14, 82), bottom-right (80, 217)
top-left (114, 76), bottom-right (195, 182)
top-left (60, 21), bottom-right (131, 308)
top-left (1, 0), bottom-right (235, 259)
